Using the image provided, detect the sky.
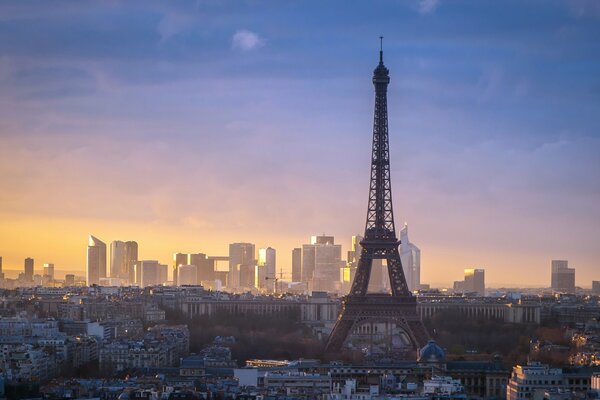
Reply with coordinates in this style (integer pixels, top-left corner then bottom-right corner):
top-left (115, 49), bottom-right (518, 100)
top-left (0, 0), bottom-right (599, 287)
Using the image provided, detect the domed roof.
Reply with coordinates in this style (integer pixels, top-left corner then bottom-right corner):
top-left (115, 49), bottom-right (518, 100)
top-left (418, 340), bottom-right (446, 362)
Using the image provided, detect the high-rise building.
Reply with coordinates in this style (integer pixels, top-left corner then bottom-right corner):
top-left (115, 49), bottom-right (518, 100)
top-left (173, 253), bottom-right (188, 285)
top-left (464, 268), bottom-right (485, 296)
top-left (593, 281), bottom-right (600, 295)
top-left (292, 248), bottom-right (302, 282)
top-left (301, 245), bottom-right (316, 284)
top-left (302, 235), bottom-right (343, 293)
top-left (110, 241), bottom-right (126, 281)
top-left (43, 263), bottom-right (54, 281)
top-left (111, 240), bottom-right (138, 284)
top-left (24, 257), bottom-right (34, 281)
top-left (258, 247), bottom-right (276, 292)
top-left (229, 243), bottom-right (255, 290)
top-left (87, 235), bottom-right (107, 286)
top-left (346, 235), bottom-right (384, 293)
top-left (138, 260), bottom-right (168, 287)
top-left (0, 256), bottom-right (4, 280)
top-left (399, 223), bottom-right (420, 292)
top-left (189, 253), bottom-right (215, 283)
top-left (551, 260), bottom-right (575, 293)
top-left (125, 241), bottom-right (138, 284)
top-left (177, 264), bottom-right (197, 286)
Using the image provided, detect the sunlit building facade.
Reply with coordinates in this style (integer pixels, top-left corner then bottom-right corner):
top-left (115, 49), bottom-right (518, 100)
top-left (86, 235), bottom-right (107, 286)
top-left (110, 240), bottom-right (138, 285)
top-left (302, 235), bottom-right (343, 293)
top-left (138, 260), bottom-right (168, 287)
top-left (464, 268), bottom-right (485, 296)
top-left (257, 247), bottom-right (276, 292)
top-left (229, 243), bottom-right (255, 290)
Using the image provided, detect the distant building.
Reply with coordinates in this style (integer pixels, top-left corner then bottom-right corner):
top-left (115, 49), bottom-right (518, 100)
top-left (173, 253), bottom-right (188, 285)
top-left (292, 248), bottom-right (302, 282)
top-left (189, 253), bottom-right (215, 283)
top-left (453, 280), bottom-right (465, 293)
top-left (464, 268), bottom-right (485, 296)
top-left (177, 265), bottom-right (197, 286)
top-left (302, 235), bottom-right (343, 293)
top-left (399, 223), bottom-right (420, 292)
top-left (138, 260), bottom-right (168, 287)
top-left (24, 257), bottom-right (34, 281)
top-left (43, 263), bottom-right (54, 283)
top-left (110, 240), bottom-right (138, 284)
top-left (0, 256), bottom-right (4, 280)
top-left (258, 247), bottom-right (276, 292)
top-left (551, 260), bottom-right (575, 293)
top-left (346, 235), bottom-right (385, 293)
top-left (593, 281), bottom-right (600, 295)
top-left (87, 235), bottom-right (106, 286)
top-left (229, 243), bottom-right (255, 290)
top-left (64, 274), bottom-right (75, 286)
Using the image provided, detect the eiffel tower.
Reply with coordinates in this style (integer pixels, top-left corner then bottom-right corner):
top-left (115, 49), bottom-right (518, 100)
top-left (325, 39), bottom-right (429, 356)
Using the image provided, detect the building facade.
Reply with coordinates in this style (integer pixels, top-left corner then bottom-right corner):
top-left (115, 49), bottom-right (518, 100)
top-left (551, 260), bottom-right (575, 293)
top-left (86, 236), bottom-right (106, 286)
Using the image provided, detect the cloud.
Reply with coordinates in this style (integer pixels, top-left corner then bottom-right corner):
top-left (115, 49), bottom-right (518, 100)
top-left (231, 29), bottom-right (265, 51)
top-left (418, 0), bottom-right (440, 14)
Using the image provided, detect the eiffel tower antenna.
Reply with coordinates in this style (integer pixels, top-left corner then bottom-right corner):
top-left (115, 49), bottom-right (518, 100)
top-left (325, 40), bottom-right (429, 357)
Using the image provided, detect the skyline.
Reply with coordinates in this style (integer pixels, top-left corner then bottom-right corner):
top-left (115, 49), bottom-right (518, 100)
top-left (1, 0), bottom-right (599, 287)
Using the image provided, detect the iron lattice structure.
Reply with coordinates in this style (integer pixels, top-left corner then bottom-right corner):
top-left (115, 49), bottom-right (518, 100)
top-left (325, 43), bottom-right (429, 356)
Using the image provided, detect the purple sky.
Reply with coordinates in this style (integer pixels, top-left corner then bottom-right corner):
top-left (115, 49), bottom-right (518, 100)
top-left (0, 0), bottom-right (599, 287)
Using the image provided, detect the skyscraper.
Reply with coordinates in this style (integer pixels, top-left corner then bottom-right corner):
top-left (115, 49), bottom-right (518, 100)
top-left (258, 247), bottom-right (276, 292)
top-left (399, 223), bottom-right (421, 292)
top-left (292, 248), bottom-right (302, 282)
top-left (87, 235), bottom-right (106, 286)
top-left (177, 264), bottom-right (197, 286)
top-left (138, 260), bottom-right (168, 287)
top-left (43, 263), bottom-right (54, 282)
top-left (173, 253), bottom-right (188, 285)
top-left (551, 260), bottom-right (575, 293)
top-left (110, 241), bottom-right (126, 281)
top-left (109, 240), bottom-right (138, 284)
top-left (302, 235), bottom-right (342, 293)
top-left (464, 268), bottom-right (485, 296)
top-left (125, 241), bottom-right (138, 284)
top-left (24, 257), bottom-right (34, 281)
top-left (189, 253), bottom-right (215, 283)
top-left (229, 243), bottom-right (255, 290)
top-left (0, 256), bottom-right (3, 280)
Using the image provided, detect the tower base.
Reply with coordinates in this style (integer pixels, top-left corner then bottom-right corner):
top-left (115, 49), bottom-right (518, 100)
top-left (325, 294), bottom-right (429, 358)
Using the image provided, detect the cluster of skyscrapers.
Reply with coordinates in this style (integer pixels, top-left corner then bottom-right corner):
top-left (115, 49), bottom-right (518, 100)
top-left (1, 235), bottom-right (583, 295)
top-left (80, 228), bottom-right (424, 294)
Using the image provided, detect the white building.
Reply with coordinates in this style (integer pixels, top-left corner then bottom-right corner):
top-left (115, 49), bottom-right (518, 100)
top-left (399, 223), bottom-right (420, 292)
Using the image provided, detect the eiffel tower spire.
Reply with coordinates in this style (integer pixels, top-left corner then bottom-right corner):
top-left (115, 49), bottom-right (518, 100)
top-left (325, 40), bottom-right (429, 356)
